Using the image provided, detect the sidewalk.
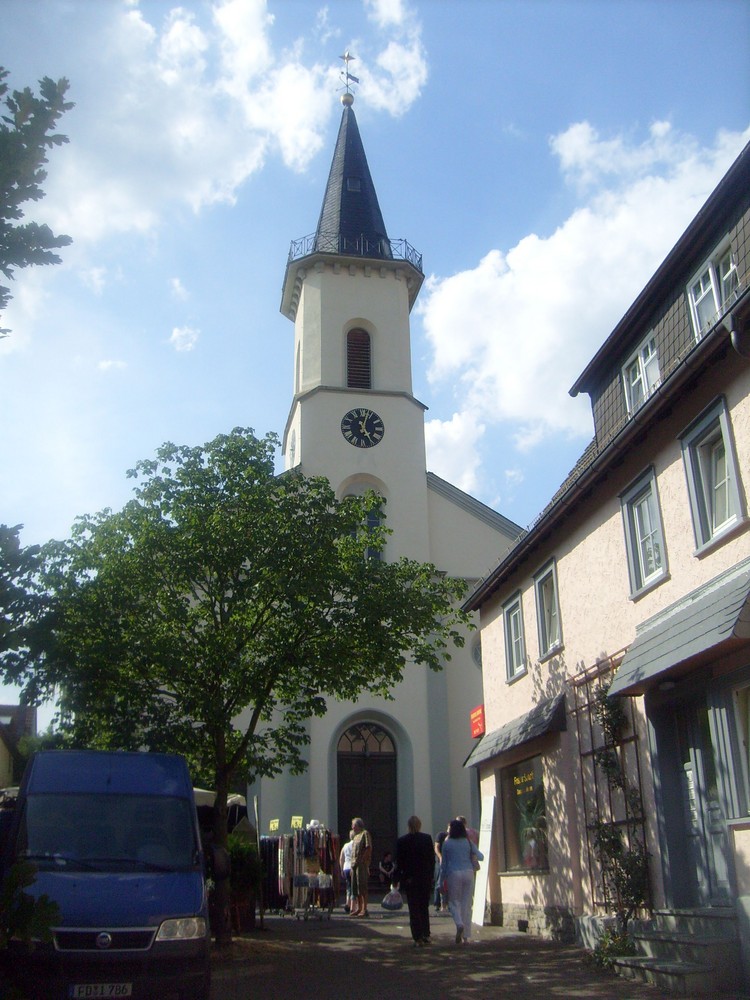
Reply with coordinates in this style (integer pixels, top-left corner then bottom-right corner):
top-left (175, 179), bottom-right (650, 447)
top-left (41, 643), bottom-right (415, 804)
top-left (211, 899), bottom-right (742, 999)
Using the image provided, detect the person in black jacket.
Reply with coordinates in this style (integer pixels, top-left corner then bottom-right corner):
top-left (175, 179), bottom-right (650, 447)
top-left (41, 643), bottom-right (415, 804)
top-left (394, 815), bottom-right (435, 946)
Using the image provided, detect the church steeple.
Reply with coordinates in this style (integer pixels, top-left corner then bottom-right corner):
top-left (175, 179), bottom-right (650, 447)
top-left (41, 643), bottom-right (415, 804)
top-left (314, 97), bottom-right (392, 261)
top-left (280, 92), bottom-right (423, 321)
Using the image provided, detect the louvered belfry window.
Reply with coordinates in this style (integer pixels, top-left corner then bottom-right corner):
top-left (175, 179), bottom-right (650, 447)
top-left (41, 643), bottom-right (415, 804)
top-left (347, 328), bottom-right (371, 388)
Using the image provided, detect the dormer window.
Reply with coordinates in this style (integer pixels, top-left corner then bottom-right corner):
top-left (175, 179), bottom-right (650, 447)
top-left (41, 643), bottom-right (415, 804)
top-left (687, 240), bottom-right (739, 339)
top-left (346, 177), bottom-right (361, 192)
top-left (347, 328), bottom-right (371, 388)
top-left (622, 333), bottom-right (660, 413)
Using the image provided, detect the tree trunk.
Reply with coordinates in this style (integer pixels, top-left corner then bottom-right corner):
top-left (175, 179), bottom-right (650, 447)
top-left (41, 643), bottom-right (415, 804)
top-left (211, 764), bottom-right (232, 947)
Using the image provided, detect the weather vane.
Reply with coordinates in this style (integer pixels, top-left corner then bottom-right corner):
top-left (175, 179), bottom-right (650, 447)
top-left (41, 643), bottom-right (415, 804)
top-left (340, 51), bottom-right (360, 99)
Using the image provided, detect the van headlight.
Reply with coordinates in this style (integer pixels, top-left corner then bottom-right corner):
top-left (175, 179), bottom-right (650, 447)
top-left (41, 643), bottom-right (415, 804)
top-left (156, 917), bottom-right (206, 941)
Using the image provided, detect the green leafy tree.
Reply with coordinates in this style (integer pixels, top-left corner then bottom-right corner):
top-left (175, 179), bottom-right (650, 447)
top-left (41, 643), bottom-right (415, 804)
top-left (0, 525), bottom-right (55, 765)
top-left (1, 524), bottom-right (42, 659)
top-left (5, 428), bottom-right (470, 944)
top-left (0, 67), bottom-right (73, 336)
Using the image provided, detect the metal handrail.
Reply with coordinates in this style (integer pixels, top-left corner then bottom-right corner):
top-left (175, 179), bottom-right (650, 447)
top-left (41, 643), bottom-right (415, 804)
top-left (288, 232), bottom-right (423, 273)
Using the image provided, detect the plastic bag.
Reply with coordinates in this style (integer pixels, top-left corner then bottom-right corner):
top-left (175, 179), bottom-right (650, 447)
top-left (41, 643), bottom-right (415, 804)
top-left (381, 886), bottom-right (403, 910)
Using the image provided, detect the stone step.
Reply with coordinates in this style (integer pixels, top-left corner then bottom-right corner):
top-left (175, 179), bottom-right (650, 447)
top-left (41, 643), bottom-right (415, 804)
top-left (634, 928), bottom-right (741, 980)
top-left (651, 907), bottom-right (738, 939)
top-left (613, 955), bottom-right (716, 996)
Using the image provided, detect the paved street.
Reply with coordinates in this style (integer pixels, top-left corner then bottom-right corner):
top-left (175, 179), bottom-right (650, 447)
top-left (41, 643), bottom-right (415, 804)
top-left (210, 901), bottom-right (739, 1000)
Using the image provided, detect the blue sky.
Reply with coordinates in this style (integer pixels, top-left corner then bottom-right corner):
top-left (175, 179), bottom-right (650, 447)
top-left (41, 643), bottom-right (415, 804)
top-left (2, 0), bottom-right (749, 723)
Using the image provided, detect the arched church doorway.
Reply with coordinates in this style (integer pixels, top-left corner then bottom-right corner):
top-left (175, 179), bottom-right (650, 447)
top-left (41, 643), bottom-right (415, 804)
top-left (337, 722), bottom-right (397, 879)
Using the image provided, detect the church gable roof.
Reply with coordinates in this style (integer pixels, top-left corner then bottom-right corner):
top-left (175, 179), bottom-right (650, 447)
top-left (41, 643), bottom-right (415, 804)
top-left (426, 472), bottom-right (523, 541)
top-left (314, 103), bottom-right (392, 260)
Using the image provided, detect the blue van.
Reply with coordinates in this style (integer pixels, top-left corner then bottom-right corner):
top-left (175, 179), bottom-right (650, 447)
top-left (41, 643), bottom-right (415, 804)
top-left (2, 750), bottom-right (211, 999)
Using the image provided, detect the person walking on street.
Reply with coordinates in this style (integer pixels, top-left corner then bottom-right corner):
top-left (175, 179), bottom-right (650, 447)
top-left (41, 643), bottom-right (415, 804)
top-left (394, 815), bottom-right (435, 947)
top-left (433, 825), bottom-right (449, 912)
top-left (456, 814), bottom-right (479, 847)
top-left (349, 817), bottom-right (372, 918)
top-left (439, 818), bottom-right (483, 944)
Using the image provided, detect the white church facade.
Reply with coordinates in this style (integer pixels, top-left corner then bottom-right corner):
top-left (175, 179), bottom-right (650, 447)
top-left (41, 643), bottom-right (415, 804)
top-left (245, 94), bottom-right (522, 862)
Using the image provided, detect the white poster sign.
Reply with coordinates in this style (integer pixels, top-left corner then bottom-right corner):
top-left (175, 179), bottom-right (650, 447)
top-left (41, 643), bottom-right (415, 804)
top-left (471, 795), bottom-right (495, 932)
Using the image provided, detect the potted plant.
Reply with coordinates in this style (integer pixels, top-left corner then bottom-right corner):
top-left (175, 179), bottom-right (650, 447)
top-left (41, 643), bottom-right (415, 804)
top-left (517, 791), bottom-right (547, 868)
top-left (227, 833), bottom-right (261, 931)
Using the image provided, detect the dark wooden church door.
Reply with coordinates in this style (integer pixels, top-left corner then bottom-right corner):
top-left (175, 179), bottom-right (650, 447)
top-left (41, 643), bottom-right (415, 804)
top-left (337, 722), bottom-right (397, 874)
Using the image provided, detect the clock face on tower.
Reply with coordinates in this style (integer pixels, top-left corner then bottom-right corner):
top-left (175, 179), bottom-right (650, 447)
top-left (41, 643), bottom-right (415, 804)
top-left (341, 407), bottom-right (385, 448)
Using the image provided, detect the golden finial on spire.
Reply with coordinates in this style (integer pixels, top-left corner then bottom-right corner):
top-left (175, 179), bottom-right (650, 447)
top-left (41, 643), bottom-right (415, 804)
top-left (339, 51), bottom-right (359, 105)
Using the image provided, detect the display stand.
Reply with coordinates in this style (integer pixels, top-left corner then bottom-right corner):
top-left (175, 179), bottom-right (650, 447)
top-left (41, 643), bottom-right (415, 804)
top-left (289, 826), bottom-right (338, 920)
top-left (259, 826), bottom-right (340, 919)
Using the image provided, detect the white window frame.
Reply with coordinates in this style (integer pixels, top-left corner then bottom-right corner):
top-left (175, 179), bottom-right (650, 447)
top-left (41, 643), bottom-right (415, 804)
top-left (534, 560), bottom-right (562, 659)
top-left (503, 592), bottom-right (527, 681)
top-left (680, 397), bottom-right (744, 552)
top-left (622, 333), bottom-right (660, 414)
top-left (687, 240), bottom-right (739, 339)
top-left (620, 468), bottom-right (667, 596)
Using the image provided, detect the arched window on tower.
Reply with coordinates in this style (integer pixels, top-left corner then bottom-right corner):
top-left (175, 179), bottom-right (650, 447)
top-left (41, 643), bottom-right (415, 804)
top-left (347, 328), bottom-right (371, 388)
top-left (343, 483), bottom-right (384, 562)
top-left (365, 506), bottom-right (381, 562)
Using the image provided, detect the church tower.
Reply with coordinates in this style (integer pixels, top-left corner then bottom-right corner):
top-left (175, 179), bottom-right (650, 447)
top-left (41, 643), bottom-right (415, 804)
top-left (280, 91), bottom-right (430, 563)
top-left (255, 85), bottom-right (522, 861)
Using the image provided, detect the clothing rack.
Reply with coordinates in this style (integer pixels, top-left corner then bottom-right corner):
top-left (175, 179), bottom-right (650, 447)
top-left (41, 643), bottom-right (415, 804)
top-left (259, 828), bottom-right (340, 919)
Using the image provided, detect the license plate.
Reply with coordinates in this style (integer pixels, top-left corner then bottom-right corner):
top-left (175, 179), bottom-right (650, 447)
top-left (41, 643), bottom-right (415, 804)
top-left (68, 985), bottom-right (132, 998)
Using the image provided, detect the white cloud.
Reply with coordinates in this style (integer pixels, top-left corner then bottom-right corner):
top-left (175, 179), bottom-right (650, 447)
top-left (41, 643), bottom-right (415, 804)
top-left (0, 272), bottom-right (48, 353)
top-left (504, 468), bottom-right (524, 491)
top-left (170, 277), bottom-right (189, 300)
top-left (157, 7), bottom-right (209, 86)
top-left (169, 325), bottom-right (200, 351)
top-left (425, 410), bottom-right (485, 495)
top-left (421, 124), bottom-right (750, 464)
top-left (550, 120), bottom-right (694, 190)
top-left (98, 359), bottom-right (127, 371)
top-left (365, 0), bottom-right (409, 29)
top-left (367, 37), bottom-right (428, 114)
top-left (29, 0), bottom-right (425, 252)
top-left (315, 7), bottom-right (340, 45)
top-left (213, 0), bottom-right (275, 91)
top-left (357, 0), bottom-right (427, 114)
top-left (80, 267), bottom-right (109, 295)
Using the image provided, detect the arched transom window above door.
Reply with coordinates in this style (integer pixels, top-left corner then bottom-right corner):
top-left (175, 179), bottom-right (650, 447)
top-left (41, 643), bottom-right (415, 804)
top-left (337, 722), bottom-right (394, 755)
top-left (347, 328), bottom-right (371, 389)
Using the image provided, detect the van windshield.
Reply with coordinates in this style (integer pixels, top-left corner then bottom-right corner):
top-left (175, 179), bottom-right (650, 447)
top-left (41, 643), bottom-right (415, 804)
top-left (18, 793), bottom-right (197, 871)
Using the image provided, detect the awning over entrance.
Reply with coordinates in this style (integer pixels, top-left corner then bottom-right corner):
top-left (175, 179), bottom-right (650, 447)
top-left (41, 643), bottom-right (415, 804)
top-left (463, 692), bottom-right (566, 769)
top-left (609, 558), bottom-right (750, 697)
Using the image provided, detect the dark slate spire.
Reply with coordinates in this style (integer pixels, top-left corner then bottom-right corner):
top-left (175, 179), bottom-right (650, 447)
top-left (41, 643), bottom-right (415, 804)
top-left (314, 94), bottom-right (392, 260)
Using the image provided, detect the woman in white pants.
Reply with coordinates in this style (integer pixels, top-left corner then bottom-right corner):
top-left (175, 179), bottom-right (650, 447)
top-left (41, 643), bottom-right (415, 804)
top-left (439, 818), bottom-right (483, 943)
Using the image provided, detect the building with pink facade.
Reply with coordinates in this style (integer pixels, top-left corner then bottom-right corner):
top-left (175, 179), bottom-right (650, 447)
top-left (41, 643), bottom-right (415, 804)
top-left (465, 141), bottom-right (750, 994)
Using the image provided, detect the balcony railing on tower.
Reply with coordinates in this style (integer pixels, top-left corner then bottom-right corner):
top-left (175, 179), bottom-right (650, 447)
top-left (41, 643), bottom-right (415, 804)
top-left (288, 232), bottom-right (423, 273)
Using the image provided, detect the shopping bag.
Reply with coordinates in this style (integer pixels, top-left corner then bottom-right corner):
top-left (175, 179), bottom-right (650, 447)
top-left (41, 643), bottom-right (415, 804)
top-left (381, 886), bottom-right (403, 910)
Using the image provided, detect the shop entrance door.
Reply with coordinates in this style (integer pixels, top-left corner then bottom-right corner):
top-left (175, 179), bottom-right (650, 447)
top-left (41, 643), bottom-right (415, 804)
top-left (337, 722), bottom-right (397, 877)
top-left (675, 699), bottom-right (731, 905)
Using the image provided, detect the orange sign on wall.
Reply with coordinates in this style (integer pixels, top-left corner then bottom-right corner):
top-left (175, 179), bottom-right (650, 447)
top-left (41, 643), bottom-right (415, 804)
top-left (470, 704), bottom-right (485, 738)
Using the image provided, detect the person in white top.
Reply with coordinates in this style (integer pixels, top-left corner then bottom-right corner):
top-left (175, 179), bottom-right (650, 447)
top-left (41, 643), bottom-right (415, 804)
top-left (439, 819), bottom-right (484, 944)
top-left (339, 829), bottom-right (355, 913)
